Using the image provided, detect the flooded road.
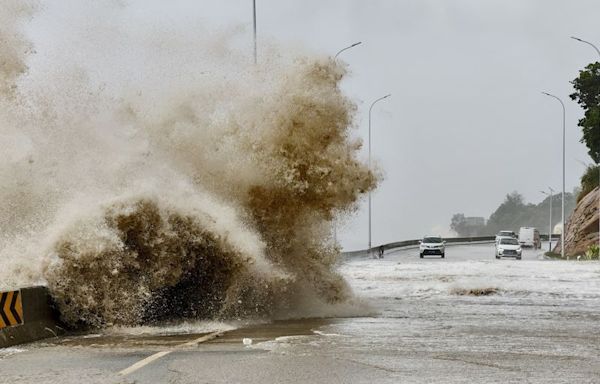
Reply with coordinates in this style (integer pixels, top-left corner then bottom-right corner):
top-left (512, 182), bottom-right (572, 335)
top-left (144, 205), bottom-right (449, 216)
top-left (1, 243), bottom-right (599, 383)
top-left (327, 243), bottom-right (600, 382)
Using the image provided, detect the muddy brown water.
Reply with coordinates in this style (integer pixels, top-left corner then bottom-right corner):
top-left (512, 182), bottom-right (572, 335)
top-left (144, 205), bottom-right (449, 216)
top-left (45, 318), bottom-right (338, 349)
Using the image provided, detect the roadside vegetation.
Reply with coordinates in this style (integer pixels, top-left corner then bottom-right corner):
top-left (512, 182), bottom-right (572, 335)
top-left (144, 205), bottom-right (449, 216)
top-left (544, 244), bottom-right (599, 260)
top-left (577, 164), bottom-right (599, 202)
top-left (584, 244), bottom-right (600, 260)
top-left (571, 63), bottom-right (599, 202)
top-left (570, 63), bottom-right (600, 170)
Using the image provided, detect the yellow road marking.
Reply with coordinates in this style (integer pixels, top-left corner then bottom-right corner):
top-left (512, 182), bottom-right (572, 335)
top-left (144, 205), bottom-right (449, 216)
top-left (118, 330), bottom-right (224, 376)
top-left (118, 351), bottom-right (172, 376)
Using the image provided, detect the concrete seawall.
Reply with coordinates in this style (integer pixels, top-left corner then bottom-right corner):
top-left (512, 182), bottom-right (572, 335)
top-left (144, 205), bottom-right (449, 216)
top-left (0, 286), bottom-right (63, 348)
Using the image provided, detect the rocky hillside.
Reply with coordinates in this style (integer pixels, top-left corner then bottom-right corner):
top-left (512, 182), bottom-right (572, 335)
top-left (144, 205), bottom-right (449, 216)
top-left (555, 187), bottom-right (599, 256)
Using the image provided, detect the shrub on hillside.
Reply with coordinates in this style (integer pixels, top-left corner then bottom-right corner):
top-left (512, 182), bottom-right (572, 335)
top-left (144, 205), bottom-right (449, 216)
top-left (578, 164), bottom-right (599, 202)
top-left (584, 244), bottom-right (599, 260)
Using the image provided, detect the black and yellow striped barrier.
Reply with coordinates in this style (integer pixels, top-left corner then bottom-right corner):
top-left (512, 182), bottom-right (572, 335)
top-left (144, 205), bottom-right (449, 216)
top-left (0, 290), bottom-right (24, 329)
top-left (0, 287), bottom-right (62, 348)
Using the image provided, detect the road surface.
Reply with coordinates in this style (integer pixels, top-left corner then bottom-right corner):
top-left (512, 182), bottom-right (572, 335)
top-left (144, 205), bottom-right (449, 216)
top-left (1, 243), bottom-right (599, 383)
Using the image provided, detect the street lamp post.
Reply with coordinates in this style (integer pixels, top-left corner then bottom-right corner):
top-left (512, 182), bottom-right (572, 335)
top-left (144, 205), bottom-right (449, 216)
top-left (571, 36), bottom-right (600, 256)
top-left (332, 42), bottom-right (362, 247)
top-left (252, 0), bottom-right (257, 64)
top-left (334, 42), bottom-right (362, 60)
top-left (541, 187), bottom-right (555, 252)
top-left (368, 94), bottom-right (391, 258)
top-left (571, 36), bottom-right (600, 57)
top-left (542, 92), bottom-right (566, 258)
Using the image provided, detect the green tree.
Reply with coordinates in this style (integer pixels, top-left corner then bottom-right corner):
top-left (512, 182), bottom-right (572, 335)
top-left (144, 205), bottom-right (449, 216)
top-left (578, 164), bottom-right (600, 201)
top-left (485, 192), bottom-right (529, 234)
top-left (448, 191), bottom-right (577, 237)
top-left (450, 213), bottom-right (486, 236)
top-left (570, 62), bottom-right (600, 164)
top-left (450, 213), bottom-right (467, 236)
top-left (484, 191), bottom-right (576, 235)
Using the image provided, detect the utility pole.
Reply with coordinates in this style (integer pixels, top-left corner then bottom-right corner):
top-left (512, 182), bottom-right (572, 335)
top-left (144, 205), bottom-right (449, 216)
top-left (541, 187), bottom-right (555, 252)
top-left (252, 0), bottom-right (257, 64)
top-left (331, 42), bottom-right (362, 248)
top-left (368, 94), bottom-right (391, 258)
top-left (541, 92), bottom-right (566, 258)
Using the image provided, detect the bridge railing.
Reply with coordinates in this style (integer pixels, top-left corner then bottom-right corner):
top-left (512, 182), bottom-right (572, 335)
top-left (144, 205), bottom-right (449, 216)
top-left (342, 234), bottom-right (561, 259)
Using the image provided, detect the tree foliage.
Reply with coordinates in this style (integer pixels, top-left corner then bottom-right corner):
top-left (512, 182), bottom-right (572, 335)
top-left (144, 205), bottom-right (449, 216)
top-left (485, 192), bottom-right (529, 234)
top-left (450, 213), bottom-right (486, 237)
top-left (450, 213), bottom-right (467, 235)
top-left (570, 62), bottom-right (600, 164)
top-left (578, 164), bottom-right (599, 202)
top-left (450, 191), bottom-right (577, 236)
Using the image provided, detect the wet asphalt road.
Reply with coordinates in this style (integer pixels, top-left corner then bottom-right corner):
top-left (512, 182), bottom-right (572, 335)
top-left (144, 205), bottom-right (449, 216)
top-left (1, 243), bottom-right (599, 383)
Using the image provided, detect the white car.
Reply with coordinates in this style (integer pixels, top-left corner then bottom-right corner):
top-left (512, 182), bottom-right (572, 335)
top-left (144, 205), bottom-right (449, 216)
top-left (419, 236), bottom-right (445, 258)
top-left (495, 230), bottom-right (516, 243)
top-left (496, 237), bottom-right (522, 260)
top-left (495, 235), bottom-right (514, 245)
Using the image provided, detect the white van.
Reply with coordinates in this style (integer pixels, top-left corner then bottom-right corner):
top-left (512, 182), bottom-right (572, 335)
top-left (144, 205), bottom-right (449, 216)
top-left (518, 227), bottom-right (541, 249)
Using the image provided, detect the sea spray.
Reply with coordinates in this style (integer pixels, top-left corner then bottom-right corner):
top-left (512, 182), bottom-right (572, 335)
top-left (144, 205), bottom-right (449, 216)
top-left (0, 1), bottom-right (377, 327)
top-left (0, 0), bottom-right (34, 96)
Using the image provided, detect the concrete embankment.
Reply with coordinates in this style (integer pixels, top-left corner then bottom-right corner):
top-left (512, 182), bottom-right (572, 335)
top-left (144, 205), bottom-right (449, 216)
top-left (0, 286), bottom-right (63, 348)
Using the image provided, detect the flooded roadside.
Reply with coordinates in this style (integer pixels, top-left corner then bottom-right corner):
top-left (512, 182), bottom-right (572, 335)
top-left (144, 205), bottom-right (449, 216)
top-left (2, 244), bottom-right (599, 383)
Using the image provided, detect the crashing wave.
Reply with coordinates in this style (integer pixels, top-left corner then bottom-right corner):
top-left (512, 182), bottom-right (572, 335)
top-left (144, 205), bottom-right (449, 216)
top-left (0, 1), bottom-right (377, 327)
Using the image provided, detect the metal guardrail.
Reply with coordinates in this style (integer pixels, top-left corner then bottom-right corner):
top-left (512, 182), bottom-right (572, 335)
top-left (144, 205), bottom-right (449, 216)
top-left (342, 234), bottom-right (561, 258)
top-left (540, 234), bottom-right (561, 241)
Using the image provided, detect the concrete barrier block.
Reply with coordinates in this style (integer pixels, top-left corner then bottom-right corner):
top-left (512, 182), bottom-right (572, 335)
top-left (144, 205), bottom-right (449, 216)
top-left (0, 286), bottom-right (64, 348)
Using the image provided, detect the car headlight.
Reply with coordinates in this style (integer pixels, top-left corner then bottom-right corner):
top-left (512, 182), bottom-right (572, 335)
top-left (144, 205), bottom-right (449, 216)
top-left (517, 248), bottom-right (522, 253)
top-left (498, 248), bottom-right (504, 254)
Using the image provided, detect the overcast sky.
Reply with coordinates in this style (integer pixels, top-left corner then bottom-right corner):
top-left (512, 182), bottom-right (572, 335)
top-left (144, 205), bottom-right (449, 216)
top-left (252, 0), bottom-right (598, 250)
top-left (33, 0), bottom-right (600, 251)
